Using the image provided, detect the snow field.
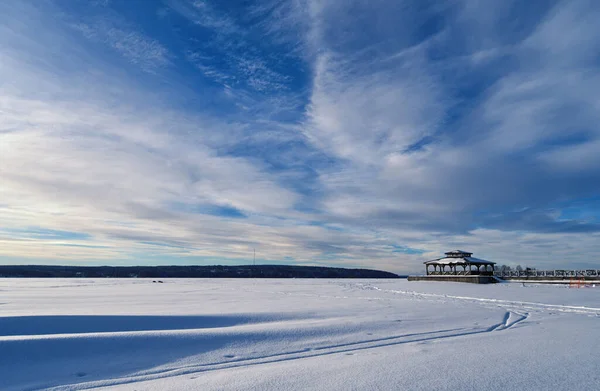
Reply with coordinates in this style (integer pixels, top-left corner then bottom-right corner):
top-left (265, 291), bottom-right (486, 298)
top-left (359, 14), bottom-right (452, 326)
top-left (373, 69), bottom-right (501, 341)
top-left (0, 278), bottom-right (599, 390)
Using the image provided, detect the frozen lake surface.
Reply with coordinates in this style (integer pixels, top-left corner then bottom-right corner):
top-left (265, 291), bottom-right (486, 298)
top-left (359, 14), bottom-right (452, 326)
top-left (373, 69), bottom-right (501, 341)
top-left (1, 278), bottom-right (599, 390)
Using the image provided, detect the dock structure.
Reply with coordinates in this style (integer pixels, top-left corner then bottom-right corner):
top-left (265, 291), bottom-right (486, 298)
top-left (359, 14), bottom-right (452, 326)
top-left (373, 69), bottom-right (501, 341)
top-left (495, 269), bottom-right (600, 278)
top-left (408, 250), bottom-right (499, 284)
top-left (493, 269), bottom-right (600, 284)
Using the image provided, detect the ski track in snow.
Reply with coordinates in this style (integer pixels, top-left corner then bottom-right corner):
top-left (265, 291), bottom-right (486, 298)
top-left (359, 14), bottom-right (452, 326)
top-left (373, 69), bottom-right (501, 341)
top-left (353, 283), bottom-right (600, 316)
top-left (43, 315), bottom-right (525, 391)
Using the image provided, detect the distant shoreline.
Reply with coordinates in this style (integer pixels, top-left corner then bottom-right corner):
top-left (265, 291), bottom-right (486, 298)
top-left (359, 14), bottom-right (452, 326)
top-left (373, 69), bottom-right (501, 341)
top-left (0, 265), bottom-right (404, 279)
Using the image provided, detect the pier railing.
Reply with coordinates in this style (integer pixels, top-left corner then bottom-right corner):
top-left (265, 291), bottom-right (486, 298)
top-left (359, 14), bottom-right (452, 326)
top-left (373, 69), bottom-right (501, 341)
top-left (494, 269), bottom-right (600, 278)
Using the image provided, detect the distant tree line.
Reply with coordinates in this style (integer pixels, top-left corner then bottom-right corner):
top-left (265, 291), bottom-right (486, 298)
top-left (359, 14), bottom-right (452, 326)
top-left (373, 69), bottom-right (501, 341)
top-left (497, 264), bottom-right (535, 273)
top-left (0, 265), bottom-right (400, 279)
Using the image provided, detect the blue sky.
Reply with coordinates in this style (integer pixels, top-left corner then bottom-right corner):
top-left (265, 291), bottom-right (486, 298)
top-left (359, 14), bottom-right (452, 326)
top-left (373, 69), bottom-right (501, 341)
top-left (1, 0), bottom-right (600, 273)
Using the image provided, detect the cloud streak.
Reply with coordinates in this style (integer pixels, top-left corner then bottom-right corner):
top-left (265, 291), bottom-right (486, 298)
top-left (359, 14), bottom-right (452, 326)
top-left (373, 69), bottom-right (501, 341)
top-left (72, 21), bottom-right (171, 72)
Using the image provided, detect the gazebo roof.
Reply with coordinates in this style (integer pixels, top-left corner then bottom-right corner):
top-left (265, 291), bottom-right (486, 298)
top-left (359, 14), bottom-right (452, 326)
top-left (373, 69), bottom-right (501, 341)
top-left (445, 250), bottom-right (472, 255)
top-left (424, 257), bottom-right (495, 265)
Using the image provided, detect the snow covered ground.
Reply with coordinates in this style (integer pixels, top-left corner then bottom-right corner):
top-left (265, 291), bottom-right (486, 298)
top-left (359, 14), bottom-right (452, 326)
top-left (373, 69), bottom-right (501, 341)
top-left (1, 278), bottom-right (599, 391)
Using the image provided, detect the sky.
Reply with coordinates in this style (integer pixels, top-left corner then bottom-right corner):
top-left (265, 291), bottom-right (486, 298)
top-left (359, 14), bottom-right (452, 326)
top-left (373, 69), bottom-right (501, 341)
top-left (1, 0), bottom-right (600, 273)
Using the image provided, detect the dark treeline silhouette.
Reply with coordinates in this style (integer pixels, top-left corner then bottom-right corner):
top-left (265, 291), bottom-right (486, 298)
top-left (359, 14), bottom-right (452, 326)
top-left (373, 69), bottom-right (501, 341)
top-left (0, 265), bottom-right (401, 279)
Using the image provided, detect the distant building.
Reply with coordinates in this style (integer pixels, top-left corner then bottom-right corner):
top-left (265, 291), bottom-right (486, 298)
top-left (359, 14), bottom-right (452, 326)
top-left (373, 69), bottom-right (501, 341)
top-left (424, 250), bottom-right (496, 276)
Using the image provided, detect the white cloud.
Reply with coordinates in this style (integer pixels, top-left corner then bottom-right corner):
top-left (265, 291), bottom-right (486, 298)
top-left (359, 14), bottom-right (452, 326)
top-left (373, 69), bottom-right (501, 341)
top-left (0, 3), bottom-right (306, 266)
top-left (538, 140), bottom-right (600, 172)
top-left (294, 0), bottom-right (600, 269)
top-left (306, 52), bottom-right (443, 165)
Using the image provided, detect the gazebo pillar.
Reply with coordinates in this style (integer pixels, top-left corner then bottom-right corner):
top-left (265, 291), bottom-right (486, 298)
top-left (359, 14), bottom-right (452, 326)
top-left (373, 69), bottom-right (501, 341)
top-left (426, 265), bottom-right (430, 275)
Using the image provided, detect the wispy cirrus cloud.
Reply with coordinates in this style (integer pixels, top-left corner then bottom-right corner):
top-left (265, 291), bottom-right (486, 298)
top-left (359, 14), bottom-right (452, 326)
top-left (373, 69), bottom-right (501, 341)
top-left (166, 0), bottom-right (303, 100)
top-left (166, 0), bottom-right (240, 34)
top-left (1, 0), bottom-right (600, 272)
top-left (71, 21), bottom-right (171, 73)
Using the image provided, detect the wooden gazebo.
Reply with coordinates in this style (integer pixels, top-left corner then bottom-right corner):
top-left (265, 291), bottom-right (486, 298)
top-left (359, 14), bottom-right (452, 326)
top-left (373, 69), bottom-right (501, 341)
top-left (424, 250), bottom-right (495, 276)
